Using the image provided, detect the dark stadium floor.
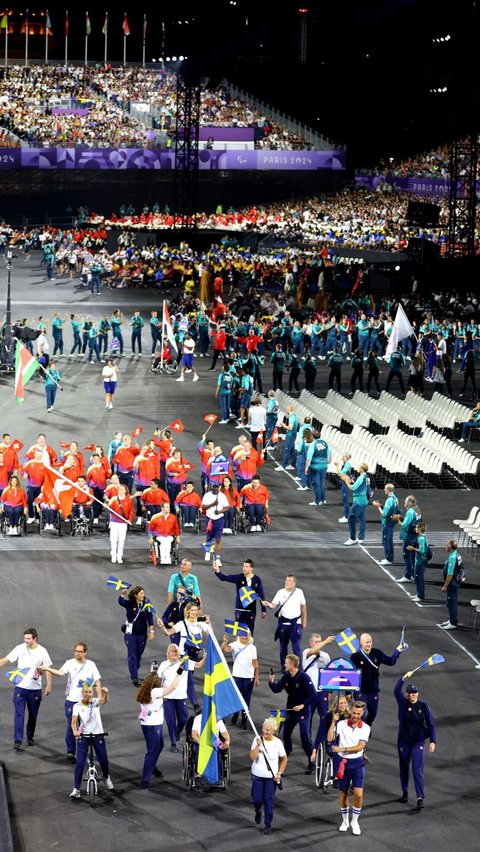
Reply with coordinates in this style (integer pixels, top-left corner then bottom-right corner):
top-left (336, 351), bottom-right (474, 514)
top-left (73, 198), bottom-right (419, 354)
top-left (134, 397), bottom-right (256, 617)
top-left (0, 257), bottom-right (479, 852)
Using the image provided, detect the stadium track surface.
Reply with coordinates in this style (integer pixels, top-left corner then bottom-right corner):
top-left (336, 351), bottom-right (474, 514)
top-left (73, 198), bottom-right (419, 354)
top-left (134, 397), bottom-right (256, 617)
top-left (0, 256), bottom-right (479, 852)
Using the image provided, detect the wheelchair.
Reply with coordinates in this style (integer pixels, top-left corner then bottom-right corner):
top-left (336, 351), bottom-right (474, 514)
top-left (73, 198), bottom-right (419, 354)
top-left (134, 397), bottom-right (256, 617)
top-left (0, 511), bottom-right (27, 537)
top-left (315, 741), bottom-right (334, 794)
top-left (150, 354), bottom-right (178, 375)
top-left (176, 507), bottom-right (201, 534)
top-left (149, 535), bottom-right (179, 566)
top-left (38, 507), bottom-right (63, 536)
top-left (70, 508), bottom-right (94, 538)
top-left (237, 503), bottom-right (269, 535)
top-left (182, 737), bottom-right (230, 790)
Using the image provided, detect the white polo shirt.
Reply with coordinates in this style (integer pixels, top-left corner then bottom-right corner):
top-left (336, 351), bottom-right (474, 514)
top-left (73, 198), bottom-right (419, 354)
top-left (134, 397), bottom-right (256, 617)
top-left (192, 715), bottom-right (227, 738)
top-left (251, 736), bottom-right (286, 778)
top-left (62, 658), bottom-right (102, 703)
top-left (271, 587), bottom-right (306, 620)
top-left (139, 687), bottom-right (165, 726)
top-left (230, 640), bottom-right (257, 679)
top-left (73, 699), bottom-right (104, 735)
top-left (158, 658), bottom-right (191, 700)
top-left (335, 718), bottom-right (370, 759)
top-left (7, 643), bottom-right (52, 691)
top-left (302, 648), bottom-right (330, 689)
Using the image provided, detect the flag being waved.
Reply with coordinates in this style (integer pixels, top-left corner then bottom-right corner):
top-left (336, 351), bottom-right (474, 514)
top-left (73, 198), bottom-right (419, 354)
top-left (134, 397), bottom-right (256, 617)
top-left (169, 418), bottom-right (184, 434)
top-left (4, 668), bottom-right (30, 685)
top-left (269, 708), bottom-right (287, 734)
top-left (15, 342), bottom-right (40, 404)
top-left (386, 303), bottom-right (415, 357)
top-left (238, 587), bottom-right (259, 608)
top-left (106, 576), bottom-right (131, 591)
top-left (43, 467), bottom-right (76, 518)
top-left (335, 627), bottom-right (360, 654)
top-left (418, 654), bottom-right (445, 669)
top-left (204, 414), bottom-right (218, 426)
top-left (122, 14), bottom-right (130, 36)
top-left (197, 634), bottom-right (243, 783)
top-left (131, 426), bottom-right (143, 438)
top-left (224, 619), bottom-right (249, 638)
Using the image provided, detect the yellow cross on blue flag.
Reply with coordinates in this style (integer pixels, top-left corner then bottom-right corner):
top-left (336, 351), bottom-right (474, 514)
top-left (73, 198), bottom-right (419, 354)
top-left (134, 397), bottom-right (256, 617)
top-left (201, 540), bottom-right (216, 553)
top-left (224, 619), bottom-right (249, 638)
top-left (335, 627), bottom-right (360, 654)
top-left (239, 586), bottom-right (259, 607)
top-left (143, 599), bottom-right (156, 613)
top-left (185, 635), bottom-right (203, 652)
top-left (269, 708), bottom-right (287, 734)
top-left (419, 654), bottom-right (444, 669)
top-left (106, 576), bottom-right (131, 591)
top-left (197, 634), bottom-right (243, 783)
top-left (4, 668), bottom-right (30, 685)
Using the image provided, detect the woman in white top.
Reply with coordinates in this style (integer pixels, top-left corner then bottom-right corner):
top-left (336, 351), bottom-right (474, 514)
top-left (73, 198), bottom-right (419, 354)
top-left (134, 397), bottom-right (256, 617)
top-left (70, 683), bottom-right (112, 799)
top-left (250, 718), bottom-right (288, 836)
top-left (247, 398), bottom-right (267, 451)
top-left (221, 630), bottom-right (259, 729)
top-left (161, 603), bottom-right (209, 713)
top-left (135, 667), bottom-right (182, 788)
top-left (102, 358), bottom-right (119, 410)
top-left (159, 644), bottom-right (205, 752)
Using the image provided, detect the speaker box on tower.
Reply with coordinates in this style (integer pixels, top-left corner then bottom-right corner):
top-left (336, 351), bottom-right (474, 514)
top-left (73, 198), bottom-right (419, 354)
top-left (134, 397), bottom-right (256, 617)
top-left (406, 201), bottom-right (441, 227)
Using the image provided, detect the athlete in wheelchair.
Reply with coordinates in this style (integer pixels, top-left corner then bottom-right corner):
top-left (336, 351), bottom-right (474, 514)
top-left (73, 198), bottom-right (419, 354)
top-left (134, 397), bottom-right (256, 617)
top-left (148, 501), bottom-right (180, 565)
top-left (34, 490), bottom-right (62, 535)
top-left (175, 481), bottom-right (202, 532)
top-left (238, 476), bottom-right (270, 534)
top-left (135, 478), bottom-right (170, 531)
top-left (150, 343), bottom-right (178, 374)
top-left (70, 475), bottom-right (94, 536)
top-left (0, 475), bottom-right (28, 536)
top-left (182, 712), bottom-right (231, 790)
top-left (311, 693), bottom-right (352, 793)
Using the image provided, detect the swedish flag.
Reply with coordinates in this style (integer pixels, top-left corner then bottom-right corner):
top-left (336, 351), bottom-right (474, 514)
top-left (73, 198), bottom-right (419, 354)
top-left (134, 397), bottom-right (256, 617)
top-left (419, 654), bottom-right (444, 669)
top-left (197, 635), bottom-right (243, 784)
top-left (224, 619), bottom-right (249, 638)
top-left (335, 627), bottom-right (360, 654)
top-left (201, 541), bottom-right (216, 553)
top-left (185, 635), bottom-right (203, 653)
top-left (269, 708), bottom-right (287, 734)
top-left (106, 575), bottom-right (131, 591)
top-left (239, 586), bottom-right (259, 607)
top-left (4, 668), bottom-right (30, 685)
top-left (78, 677), bottom-right (95, 688)
top-left (143, 599), bottom-right (156, 613)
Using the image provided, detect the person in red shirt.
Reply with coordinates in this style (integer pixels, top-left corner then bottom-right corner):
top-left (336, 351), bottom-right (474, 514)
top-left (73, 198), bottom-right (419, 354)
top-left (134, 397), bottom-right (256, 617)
top-left (232, 439), bottom-right (264, 491)
top-left (22, 449), bottom-right (45, 522)
top-left (60, 441), bottom-right (84, 476)
top-left (137, 479), bottom-right (169, 522)
top-left (165, 448), bottom-right (189, 507)
top-left (108, 484), bottom-right (134, 564)
top-left (86, 454), bottom-right (109, 525)
top-left (34, 488), bottom-right (60, 531)
top-left (175, 481), bottom-right (202, 528)
top-left (59, 452), bottom-right (82, 485)
top-left (1, 475), bottom-right (28, 534)
top-left (72, 475), bottom-right (94, 522)
top-left (104, 474), bottom-right (130, 502)
top-left (240, 475), bottom-right (270, 532)
top-left (148, 501), bottom-right (181, 565)
top-left (220, 474), bottom-right (241, 534)
top-left (0, 434), bottom-right (19, 476)
top-left (197, 435), bottom-right (215, 493)
top-left (208, 325), bottom-right (227, 372)
top-left (24, 433), bottom-right (58, 467)
top-left (153, 428), bottom-right (172, 490)
top-left (0, 451), bottom-right (10, 491)
top-left (93, 445), bottom-right (111, 478)
top-left (133, 442), bottom-right (160, 526)
top-left (112, 434), bottom-right (140, 493)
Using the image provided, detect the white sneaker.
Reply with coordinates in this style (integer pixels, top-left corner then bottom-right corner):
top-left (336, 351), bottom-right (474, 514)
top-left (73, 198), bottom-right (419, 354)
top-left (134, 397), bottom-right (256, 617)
top-left (344, 539), bottom-right (357, 546)
top-left (215, 558), bottom-right (222, 566)
top-left (285, 465), bottom-right (295, 471)
top-left (235, 424), bottom-right (245, 429)
top-left (308, 501), bottom-right (319, 506)
top-left (440, 620), bottom-right (450, 627)
top-left (27, 517), bottom-right (35, 524)
top-left (223, 528), bottom-right (232, 534)
top-left (443, 622), bottom-right (457, 630)
top-left (297, 485), bottom-right (309, 491)
top-left (357, 539), bottom-right (364, 544)
top-left (117, 558), bottom-right (123, 564)
top-left (397, 577), bottom-right (413, 583)
top-left (351, 822), bottom-right (361, 836)
top-left (458, 438), bottom-right (466, 443)
top-left (339, 822), bottom-right (349, 832)
top-left (111, 556), bottom-right (117, 563)
top-left (219, 420), bottom-right (228, 424)
top-left (411, 595), bottom-right (421, 602)
top-left (93, 518), bottom-right (98, 525)
top-left (204, 552), bottom-right (211, 561)
top-left (192, 375), bottom-right (199, 382)
top-left (136, 517), bottom-right (143, 526)
top-left (274, 466), bottom-right (285, 471)
top-left (379, 558), bottom-right (393, 565)
top-left (176, 376), bottom-right (184, 382)
top-left (338, 517), bottom-right (349, 523)
top-left (69, 788), bottom-right (81, 799)
top-left (103, 776), bottom-right (114, 790)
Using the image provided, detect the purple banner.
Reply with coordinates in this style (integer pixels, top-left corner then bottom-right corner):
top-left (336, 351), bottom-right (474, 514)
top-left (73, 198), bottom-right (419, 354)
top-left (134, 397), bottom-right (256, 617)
top-left (355, 174), bottom-right (454, 196)
top-left (51, 108), bottom-right (89, 116)
top-left (198, 126), bottom-right (254, 141)
top-left (0, 147), bottom-right (346, 172)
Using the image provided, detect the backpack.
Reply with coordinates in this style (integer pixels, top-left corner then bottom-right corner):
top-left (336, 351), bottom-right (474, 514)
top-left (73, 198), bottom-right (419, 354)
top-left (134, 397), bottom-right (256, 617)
top-left (426, 544), bottom-right (433, 562)
top-left (453, 553), bottom-right (465, 583)
top-left (221, 373), bottom-right (233, 392)
top-left (366, 477), bottom-right (374, 502)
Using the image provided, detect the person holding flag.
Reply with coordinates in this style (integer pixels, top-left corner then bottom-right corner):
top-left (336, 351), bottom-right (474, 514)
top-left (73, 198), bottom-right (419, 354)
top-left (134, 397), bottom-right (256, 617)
top-left (108, 483), bottom-right (134, 564)
top-left (212, 558), bottom-right (266, 635)
top-left (328, 700), bottom-right (370, 836)
top-left (0, 627), bottom-right (52, 752)
top-left (221, 627), bottom-right (259, 729)
top-left (118, 585), bottom-right (155, 687)
top-left (350, 632), bottom-right (405, 726)
top-left (394, 670), bottom-right (437, 809)
top-left (250, 717), bottom-right (288, 836)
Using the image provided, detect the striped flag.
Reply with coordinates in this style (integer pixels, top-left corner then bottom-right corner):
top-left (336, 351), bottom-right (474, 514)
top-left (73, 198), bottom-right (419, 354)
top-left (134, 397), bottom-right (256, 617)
top-left (238, 586), bottom-right (259, 608)
top-left (269, 708), bottom-right (287, 734)
top-left (15, 341), bottom-right (39, 404)
top-left (418, 654), bottom-right (444, 669)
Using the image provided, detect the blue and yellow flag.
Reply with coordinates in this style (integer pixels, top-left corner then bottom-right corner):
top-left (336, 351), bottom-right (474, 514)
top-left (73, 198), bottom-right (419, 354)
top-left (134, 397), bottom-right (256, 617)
top-left (269, 708), bottom-right (287, 734)
top-left (335, 627), bottom-right (360, 654)
top-left (201, 541), bottom-right (216, 553)
top-left (419, 654), bottom-right (444, 669)
top-left (106, 575), bottom-right (131, 591)
top-left (78, 677), bottom-right (95, 688)
top-left (224, 619), bottom-right (249, 638)
top-left (185, 635), bottom-right (203, 653)
top-left (197, 635), bottom-right (243, 784)
top-left (4, 668), bottom-right (30, 685)
top-left (143, 599), bottom-right (156, 613)
top-left (239, 586), bottom-right (259, 608)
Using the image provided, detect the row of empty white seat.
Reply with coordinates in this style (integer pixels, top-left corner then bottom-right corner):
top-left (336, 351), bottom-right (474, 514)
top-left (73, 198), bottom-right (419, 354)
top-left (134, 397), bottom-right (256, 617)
top-left (421, 427), bottom-right (479, 477)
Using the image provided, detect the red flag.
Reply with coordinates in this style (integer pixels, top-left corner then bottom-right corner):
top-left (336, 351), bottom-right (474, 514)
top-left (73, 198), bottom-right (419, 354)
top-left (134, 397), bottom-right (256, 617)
top-left (131, 426), bottom-right (143, 438)
top-left (256, 432), bottom-right (264, 444)
top-left (150, 543), bottom-right (157, 566)
top-left (169, 419), bottom-right (184, 434)
top-left (122, 14), bottom-right (130, 36)
top-left (11, 438), bottom-right (24, 451)
top-left (59, 441), bottom-right (71, 449)
top-left (182, 460), bottom-right (195, 472)
top-left (83, 444), bottom-right (96, 451)
top-left (65, 11), bottom-right (69, 37)
top-left (204, 414), bottom-right (217, 426)
top-left (271, 427), bottom-right (279, 444)
top-left (43, 468), bottom-right (76, 519)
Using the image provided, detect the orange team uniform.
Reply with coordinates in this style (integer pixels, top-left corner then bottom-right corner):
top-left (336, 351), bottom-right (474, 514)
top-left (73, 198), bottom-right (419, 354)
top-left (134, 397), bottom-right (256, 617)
top-left (240, 483), bottom-right (270, 505)
top-left (73, 485), bottom-right (94, 505)
top-left (1, 485), bottom-right (28, 509)
top-left (104, 483), bottom-right (130, 500)
top-left (112, 445), bottom-right (141, 474)
top-left (220, 486), bottom-right (241, 509)
top-left (148, 512), bottom-right (181, 538)
top-left (86, 463), bottom-right (109, 490)
top-left (0, 443), bottom-right (19, 473)
top-left (108, 494), bottom-right (134, 523)
top-left (25, 443), bottom-right (58, 466)
top-left (141, 485), bottom-right (169, 508)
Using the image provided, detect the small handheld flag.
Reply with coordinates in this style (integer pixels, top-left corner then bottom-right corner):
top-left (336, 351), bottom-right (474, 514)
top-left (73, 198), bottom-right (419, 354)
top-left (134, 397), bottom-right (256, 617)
top-left (106, 576), bottom-right (131, 591)
top-left (335, 628), bottom-right (360, 654)
top-left (150, 543), bottom-right (157, 566)
top-left (169, 419), bottom-right (184, 433)
top-left (4, 668), bottom-right (30, 685)
top-left (132, 426), bottom-right (143, 438)
top-left (418, 654), bottom-right (445, 670)
top-left (201, 540), bottom-right (216, 554)
top-left (400, 626), bottom-right (409, 651)
top-left (239, 586), bottom-right (259, 608)
top-left (59, 441), bottom-right (71, 449)
top-left (83, 444), bottom-right (96, 451)
top-left (204, 414), bottom-right (218, 426)
top-left (182, 460), bottom-right (195, 472)
top-left (78, 677), bottom-right (95, 688)
top-left (270, 427), bottom-right (279, 445)
top-left (224, 619), bottom-right (249, 638)
top-left (185, 635), bottom-right (203, 653)
top-left (143, 599), bottom-right (156, 613)
top-left (269, 708), bottom-right (287, 734)
top-left (11, 438), bottom-right (24, 451)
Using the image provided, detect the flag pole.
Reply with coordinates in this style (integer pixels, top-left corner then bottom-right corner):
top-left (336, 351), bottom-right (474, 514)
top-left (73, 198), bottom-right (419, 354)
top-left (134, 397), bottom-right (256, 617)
top-left (36, 359), bottom-right (63, 391)
top-left (4, 11), bottom-right (8, 68)
top-left (65, 10), bottom-right (68, 67)
top-left (25, 9), bottom-right (29, 68)
top-left (43, 462), bottom-right (132, 524)
top-left (142, 14), bottom-right (146, 68)
top-left (103, 12), bottom-right (108, 64)
top-left (161, 302), bottom-right (166, 370)
top-left (85, 12), bottom-right (88, 67)
top-left (123, 11), bottom-right (127, 66)
top-left (205, 623), bottom-right (261, 738)
top-left (45, 9), bottom-right (48, 64)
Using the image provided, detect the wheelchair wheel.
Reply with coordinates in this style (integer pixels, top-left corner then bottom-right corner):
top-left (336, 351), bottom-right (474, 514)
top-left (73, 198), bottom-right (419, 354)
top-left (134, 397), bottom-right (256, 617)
top-left (315, 742), bottom-right (327, 789)
top-left (222, 749), bottom-right (231, 786)
top-left (182, 743), bottom-right (195, 789)
top-left (171, 541), bottom-right (179, 565)
top-left (56, 513), bottom-right (63, 537)
top-left (165, 360), bottom-right (178, 375)
top-left (18, 516), bottom-right (27, 536)
top-left (323, 750), bottom-right (334, 792)
top-left (0, 515), bottom-right (6, 536)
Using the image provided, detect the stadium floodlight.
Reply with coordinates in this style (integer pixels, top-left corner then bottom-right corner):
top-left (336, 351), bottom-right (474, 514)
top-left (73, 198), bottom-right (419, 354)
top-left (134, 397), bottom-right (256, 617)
top-left (172, 55), bottom-right (177, 61)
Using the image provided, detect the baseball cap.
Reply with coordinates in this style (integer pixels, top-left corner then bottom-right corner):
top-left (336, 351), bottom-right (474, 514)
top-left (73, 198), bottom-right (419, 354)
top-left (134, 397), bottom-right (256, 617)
top-left (406, 684), bottom-right (419, 694)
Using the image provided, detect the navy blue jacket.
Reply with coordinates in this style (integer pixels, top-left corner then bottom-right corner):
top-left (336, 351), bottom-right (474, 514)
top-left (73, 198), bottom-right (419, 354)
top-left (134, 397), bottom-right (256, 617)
top-left (350, 646), bottom-right (400, 694)
top-left (394, 678), bottom-right (436, 744)
top-left (118, 596), bottom-right (154, 635)
top-left (215, 571), bottom-right (266, 616)
top-left (269, 670), bottom-right (315, 710)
